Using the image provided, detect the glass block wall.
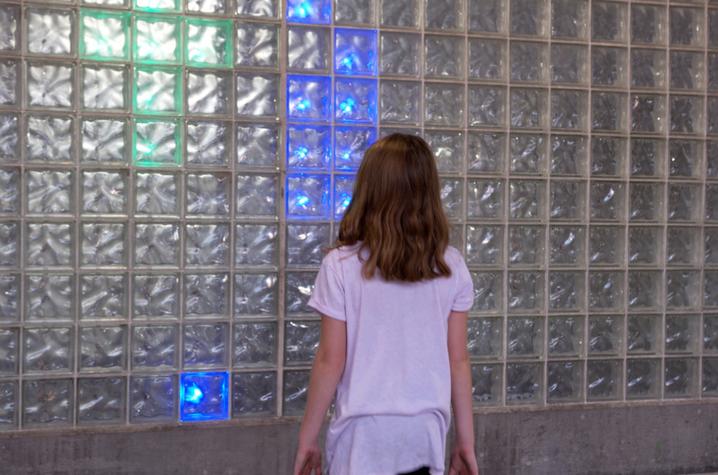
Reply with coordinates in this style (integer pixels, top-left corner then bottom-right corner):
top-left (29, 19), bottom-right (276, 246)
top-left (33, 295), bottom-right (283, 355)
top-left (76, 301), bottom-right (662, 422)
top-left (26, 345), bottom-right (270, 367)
top-left (0, 0), bottom-right (717, 430)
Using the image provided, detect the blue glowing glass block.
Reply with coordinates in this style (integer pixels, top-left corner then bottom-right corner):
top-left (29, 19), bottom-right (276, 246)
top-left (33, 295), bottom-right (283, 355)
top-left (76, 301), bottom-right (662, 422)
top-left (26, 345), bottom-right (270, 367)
top-left (287, 75), bottom-right (331, 122)
top-left (286, 174), bottom-right (330, 219)
top-left (334, 126), bottom-right (376, 170)
top-left (179, 371), bottom-right (229, 422)
top-left (334, 175), bottom-right (355, 219)
top-left (335, 77), bottom-right (377, 124)
top-left (335, 28), bottom-right (378, 75)
top-left (286, 0), bottom-right (331, 24)
top-left (287, 125), bottom-right (332, 170)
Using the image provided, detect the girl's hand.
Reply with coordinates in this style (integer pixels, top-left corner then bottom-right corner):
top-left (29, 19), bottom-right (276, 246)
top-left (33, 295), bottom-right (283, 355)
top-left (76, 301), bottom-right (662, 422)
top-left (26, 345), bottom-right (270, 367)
top-left (293, 438), bottom-right (322, 475)
top-left (448, 443), bottom-right (479, 475)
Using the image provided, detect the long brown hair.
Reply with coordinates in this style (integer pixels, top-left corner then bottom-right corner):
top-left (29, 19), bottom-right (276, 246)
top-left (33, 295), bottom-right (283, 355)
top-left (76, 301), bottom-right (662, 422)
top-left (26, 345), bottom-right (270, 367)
top-left (331, 133), bottom-right (451, 282)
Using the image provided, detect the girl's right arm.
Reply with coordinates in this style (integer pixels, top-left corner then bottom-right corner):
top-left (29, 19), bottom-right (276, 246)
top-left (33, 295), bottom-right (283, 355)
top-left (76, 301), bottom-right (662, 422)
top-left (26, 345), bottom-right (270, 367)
top-left (448, 310), bottom-right (479, 475)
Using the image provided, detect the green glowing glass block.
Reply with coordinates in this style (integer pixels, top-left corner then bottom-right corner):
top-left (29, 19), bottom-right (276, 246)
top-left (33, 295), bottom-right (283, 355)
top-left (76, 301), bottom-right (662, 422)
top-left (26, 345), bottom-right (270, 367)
top-left (133, 118), bottom-right (182, 166)
top-left (79, 10), bottom-right (130, 61)
top-left (134, 0), bottom-right (180, 12)
top-left (133, 15), bottom-right (182, 64)
top-left (185, 18), bottom-right (233, 68)
top-left (133, 66), bottom-right (183, 115)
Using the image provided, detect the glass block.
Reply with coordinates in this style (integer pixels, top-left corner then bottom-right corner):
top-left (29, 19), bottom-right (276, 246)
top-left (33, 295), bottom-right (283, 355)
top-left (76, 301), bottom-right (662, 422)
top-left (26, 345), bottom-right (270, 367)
top-left (0, 222), bottom-right (17, 267)
top-left (283, 370), bottom-right (309, 415)
top-left (710, 55), bottom-right (718, 91)
top-left (335, 0), bottom-right (374, 25)
top-left (706, 315), bottom-right (718, 354)
top-left (550, 135), bottom-right (586, 176)
top-left (705, 358), bottom-right (718, 396)
top-left (547, 360), bottom-right (582, 402)
top-left (468, 38), bottom-right (506, 81)
top-left (23, 327), bottom-right (72, 373)
top-left (706, 228), bottom-right (718, 265)
top-left (668, 183), bottom-right (700, 222)
top-left (25, 116), bottom-right (73, 163)
top-left (589, 226), bottom-right (623, 266)
top-left (551, 90), bottom-right (586, 130)
top-left (0, 274), bottom-right (19, 321)
top-left (549, 226), bottom-right (583, 266)
top-left (186, 19), bottom-right (233, 68)
top-left (507, 273), bottom-right (544, 313)
top-left (135, 172), bottom-right (178, 215)
top-left (133, 66), bottom-right (182, 115)
top-left (285, 225), bottom-right (328, 266)
top-left (468, 0), bottom-right (503, 33)
top-left (133, 274), bottom-right (179, 318)
top-left (471, 364), bottom-right (502, 405)
top-left (286, 0), bottom-right (329, 23)
top-left (510, 89), bottom-right (546, 129)
top-left (187, 71), bottom-right (231, 115)
top-left (508, 225), bottom-right (544, 265)
top-left (0, 60), bottom-right (17, 106)
top-left (587, 359), bottom-right (621, 400)
top-left (549, 181), bottom-right (583, 220)
top-left (179, 371), bottom-right (229, 422)
top-left (626, 358), bottom-right (660, 399)
top-left (236, 73), bottom-right (278, 117)
top-left (236, 124), bottom-right (278, 168)
top-left (439, 177), bottom-right (462, 220)
top-left (631, 4), bottom-right (665, 45)
top-left (186, 173), bottom-right (230, 216)
top-left (336, 28), bottom-right (377, 76)
top-left (628, 226), bottom-right (661, 266)
top-left (468, 133), bottom-right (504, 173)
top-left (666, 227), bottom-right (696, 266)
top-left (631, 49), bottom-right (666, 89)
top-left (26, 223), bottom-right (73, 267)
top-left (425, 0), bottom-right (463, 31)
top-left (183, 323), bottom-right (228, 368)
top-left (26, 170), bottom-right (73, 214)
top-left (0, 114), bottom-right (18, 161)
top-left (185, 274), bottom-right (229, 316)
top-left (551, 44), bottom-right (587, 85)
top-left (287, 75), bottom-right (331, 122)
top-left (670, 7), bottom-right (703, 47)
top-left (509, 180), bottom-right (544, 220)
top-left (591, 137), bottom-right (625, 177)
top-left (706, 272), bottom-right (718, 308)
top-left (334, 175), bottom-right (355, 219)
top-left (549, 272), bottom-right (583, 311)
top-left (670, 95), bottom-right (703, 135)
top-left (710, 185), bottom-right (718, 221)
top-left (711, 9), bottom-right (718, 47)
top-left (27, 8), bottom-right (74, 56)
top-left (186, 224), bottom-right (229, 267)
top-left (133, 15), bottom-right (181, 64)
top-left (134, 0), bottom-right (180, 11)
top-left (186, 121), bottom-right (230, 166)
top-left (79, 10), bottom-right (130, 62)
top-left (23, 379), bottom-right (72, 426)
top-left (187, 0), bottom-right (227, 13)
top-left (627, 271), bottom-right (660, 311)
top-left (234, 273), bottom-right (278, 316)
top-left (0, 328), bottom-right (18, 375)
top-left (467, 179), bottom-right (503, 219)
top-left (510, 0), bottom-right (546, 37)
top-left (466, 225), bottom-right (502, 266)
top-left (286, 174), bottom-right (330, 219)
top-left (588, 315), bottom-right (622, 355)
top-left (26, 274), bottom-right (73, 320)
top-left (630, 138), bottom-right (663, 177)
top-left (0, 381), bottom-right (16, 429)
top-left (78, 377), bottom-right (125, 424)
top-left (510, 42), bottom-right (547, 83)
top-left (426, 130), bottom-right (463, 173)
top-left (425, 83), bottom-right (464, 127)
top-left (664, 315), bottom-right (698, 355)
top-left (285, 320), bottom-right (320, 364)
top-left (588, 271), bottom-right (624, 310)
top-left (130, 375), bottom-right (176, 422)
top-left (27, 62), bottom-right (74, 109)
top-left (286, 272), bottom-right (316, 315)
top-left (287, 27), bottom-right (328, 72)
top-left (471, 271), bottom-right (502, 312)
top-left (591, 92), bottom-right (626, 131)
top-left (335, 78), bottom-right (377, 124)
top-left (236, 174), bottom-right (277, 217)
top-left (670, 52), bottom-right (704, 91)
top-left (669, 140), bottom-right (701, 179)
top-left (664, 358), bottom-right (698, 398)
top-left (235, 224), bottom-right (278, 267)
top-left (506, 363), bottom-right (542, 404)
top-left (0, 169), bottom-right (18, 215)
top-left (334, 126), bottom-right (376, 170)
top-left (232, 371), bottom-right (275, 416)
top-left (81, 224), bottom-right (126, 268)
top-left (80, 326), bottom-right (126, 370)
top-left (233, 322), bottom-right (276, 366)
top-left (590, 182), bottom-right (624, 221)
top-left (132, 325), bottom-right (177, 369)
top-left (82, 119), bottom-right (126, 163)
top-left (548, 316), bottom-right (583, 356)
top-left (592, 47), bottom-right (627, 87)
top-left (424, 35), bottom-right (464, 79)
top-left (591, 1), bottom-right (626, 42)
top-left (0, 4), bottom-right (19, 52)
top-left (235, 23), bottom-right (278, 69)
top-left (286, 125), bottom-right (332, 171)
top-left (666, 271), bottom-right (700, 309)
top-left (467, 318), bottom-right (502, 359)
top-left (629, 183), bottom-right (661, 222)
top-left (133, 119), bottom-right (181, 166)
top-left (551, 0), bottom-right (587, 39)
top-left (381, 0), bottom-right (418, 27)
top-left (468, 86), bottom-right (505, 128)
top-left (134, 223), bottom-right (179, 266)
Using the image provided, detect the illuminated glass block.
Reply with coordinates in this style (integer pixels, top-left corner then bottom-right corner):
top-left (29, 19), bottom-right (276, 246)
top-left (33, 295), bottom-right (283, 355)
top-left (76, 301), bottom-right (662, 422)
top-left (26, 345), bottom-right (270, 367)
top-left (79, 10), bottom-right (130, 62)
top-left (287, 125), bottom-right (331, 170)
top-left (335, 77), bottom-right (377, 124)
top-left (133, 66), bottom-right (182, 115)
top-left (186, 18), bottom-right (233, 68)
top-left (287, 75), bottom-right (331, 122)
top-left (334, 175), bottom-right (355, 219)
top-left (286, 174), bottom-right (330, 219)
top-left (179, 371), bottom-right (229, 422)
top-left (133, 15), bottom-right (182, 64)
top-left (335, 28), bottom-right (378, 75)
top-left (287, 0), bottom-right (331, 24)
top-left (134, 0), bottom-right (181, 12)
top-left (334, 126), bottom-right (375, 170)
top-left (133, 118), bottom-right (182, 167)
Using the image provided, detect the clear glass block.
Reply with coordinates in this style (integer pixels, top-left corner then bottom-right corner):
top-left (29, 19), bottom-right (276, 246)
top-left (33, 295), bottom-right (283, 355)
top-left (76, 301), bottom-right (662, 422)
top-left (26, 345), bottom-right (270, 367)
top-left (186, 71), bottom-right (230, 116)
top-left (549, 180), bottom-right (584, 220)
top-left (473, 271), bottom-right (502, 313)
top-left (336, 0), bottom-right (375, 24)
top-left (589, 225), bottom-right (624, 266)
top-left (551, 44), bottom-right (587, 85)
top-left (82, 65), bottom-right (127, 111)
top-left (183, 323), bottom-right (228, 368)
top-left (288, 27), bottom-right (330, 71)
top-left (706, 272), bottom-right (718, 308)
top-left (26, 223), bottom-right (73, 267)
top-left (711, 9), bottom-right (718, 48)
top-left (471, 364), bottom-right (502, 406)
top-left (381, 0), bottom-right (419, 28)
top-left (710, 54), bottom-right (718, 91)
top-left (468, 86), bottom-right (506, 128)
top-left (0, 274), bottom-right (19, 321)
top-left (467, 318), bottom-right (502, 359)
top-left (185, 19), bottom-right (233, 68)
top-left (286, 272), bottom-right (316, 315)
top-left (669, 140), bottom-right (702, 179)
top-left (468, 38), bottom-right (506, 81)
top-left (132, 325), bottom-right (177, 369)
top-left (466, 225), bottom-right (502, 266)
top-left (510, 42), bottom-right (547, 82)
top-left (25, 274), bottom-right (73, 321)
top-left (25, 116), bottom-right (73, 163)
top-left (670, 95), bottom-right (703, 135)
top-left (665, 227), bottom-right (697, 266)
top-left (79, 326), bottom-right (127, 371)
top-left (133, 274), bottom-right (179, 318)
top-left (588, 315), bottom-right (622, 355)
top-left (130, 375), bottom-right (176, 423)
top-left (705, 228), bottom-right (718, 265)
top-left (27, 62), bottom-right (74, 109)
top-left (234, 273), bottom-right (278, 316)
top-left (186, 173), bottom-right (230, 216)
top-left (134, 223), bottom-right (180, 266)
top-left (82, 119), bottom-right (126, 163)
top-left (705, 315), bottom-right (718, 354)
top-left (232, 371), bottom-right (275, 417)
top-left (551, 0), bottom-right (587, 39)
top-left (285, 320), bottom-right (320, 364)
top-left (237, 124), bottom-right (279, 168)
top-left (133, 119), bottom-right (181, 166)
top-left (631, 4), bottom-right (665, 45)
top-left (508, 225), bottom-right (544, 265)
top-left (185, 273), bottom-right (229, 317)
top-left (80, 10), bottom-right (129, 62)
top-left (590, 182), bottom-right (624, 221)
top-left (664, 358), bottom-right (698, 398)
top-left (0, 169), bottom-right (18, 214)
top-left (670, 7), bottom-right (703, 47)
top-left (629, 183), bottom-right (662, 222)
top-left (440, 177), bottom-right (463, 219)
top-left (549, 272), bottom-right (584, 311)
top-left (510, 0), bottom-right (546, 37)
top-left (705, 358), bottom-right (718, 396)
top-left (709, 185), bottom-right (718, 221)
top-left (551, 90), bottom-right (587, 130)
top-left (591, 92), bottom-right (626, 131)
top-left (0, 114), bottom-right (19, 161)
top-left (468, 133), bottom-right (504, 173)
top-left (468, 0), bottom-right (503, 33)
top-left (631, 49), bottom-right (666, 89)
top-left (82, 171), bottom-right (127, 216)
top-left (549, 225), bottom-right (584, 266)
top-left (0, 5), bottom-right (19, 52)
top-left (287, 224), bottom-right (330, 266)
top-left (587, 359), bottom-right (621, 400)
top-left (507, 273), bottom-right (544, 313)
top-left (664, 315), bottom-right (699, 355)
top-left (506, 362), bottom-right (542, 404)
top-left (550, 135), bottom-right (586, 176)
top-left (626, 358), bottom-right (660, 399)
top-left (548, 316), bottom-right (583, 356)
top-left (379, 32), bottom-right (420, 77)
top-left (135, 172), bottom-right (178, 215)
top-left (0, 222), bottom-right (17, 267)
top-left (380, 81), bottom-right (420, 125)
top-left (666, 270), bottom-right (700, 309)
top-left (78, 377), bottom-right (125, 424)
top-left (425, 130), bottom-right (463, 173)
top-left (23, 327), bottom-right (73, 373)
top-left (547, 360), bottom-right (583, 402)
top-left (591, 1), bottom-right (626, 43)
top-left (80, 224), bottom-right (126, 268)
top-left (424, 83), bottom-right (464, 127)
top-left (425, 0), bottom-right (463, 31)
top-left (186, 224), bottom-right (229, 267)
top-left (591, 137), bottom-right (626, 177)
top-left (236, 174), bottom-right (278, 217)
top-left (186, 121), bottom-right (230, 166)
top-left (510, 88), bottom-right (547, 129)
top-left (187, 0), bottom-right (227, 13)
top-left (509, 180), bottom-right (544, 220)
top-left (591, 47), bottom-right (627, 87)
top-left (283, 369), bottom-right (309, 415)
top-left (627, 271), bottom-right (661, 311)
top-left (425, 35), bottom-right (464, 78)
top-left (133, 67), bottom-right (182, 115)
top-left (628, 226), bottom-right (661, 266)
top-left (23, 379), bottom-right (73, 426)
top-left (668, 183), bottom-right (700, 222)
top-left (27, 8), bottom-right (74, 56)
top-left (233, 322), bottom-right (276, 367)
top-left (0, 328), bottom-right (18, 375)
top-left (588, 271), bottom-right (624, 310)
top-left (0, 60), bottom-right (17, 106)
top-left (630, 138), bottom-right (663, 178)
top-left (670, 52), bottom-right (704, 91)
top-left (236, 73), bottom-right (278, 117)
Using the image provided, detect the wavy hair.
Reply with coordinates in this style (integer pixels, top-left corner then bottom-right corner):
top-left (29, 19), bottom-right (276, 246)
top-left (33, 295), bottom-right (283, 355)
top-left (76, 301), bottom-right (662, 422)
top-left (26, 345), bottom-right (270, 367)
top-left (331, 133), bottom-right (451, 282)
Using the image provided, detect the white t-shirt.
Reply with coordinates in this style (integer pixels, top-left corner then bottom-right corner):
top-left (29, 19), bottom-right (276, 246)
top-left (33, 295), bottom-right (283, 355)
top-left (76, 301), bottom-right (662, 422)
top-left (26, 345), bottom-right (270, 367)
top-left (307, 242), bottom-right (475, 475)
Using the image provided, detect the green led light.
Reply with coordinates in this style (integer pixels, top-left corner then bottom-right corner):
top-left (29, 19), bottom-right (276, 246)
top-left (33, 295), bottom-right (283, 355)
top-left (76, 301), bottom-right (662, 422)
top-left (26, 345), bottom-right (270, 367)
top-left (79, 10), bottom-right (131, 61)
top-left (133, 14), bottom-right (182, 65)
top-left (133, 65), bottom-right (183, 115)
top-left (133, 118), bottom-right (182, 167)
top-left (133, 0), bottom-right (181, 13)
top-left (185, 18), bottom-right (234, 68)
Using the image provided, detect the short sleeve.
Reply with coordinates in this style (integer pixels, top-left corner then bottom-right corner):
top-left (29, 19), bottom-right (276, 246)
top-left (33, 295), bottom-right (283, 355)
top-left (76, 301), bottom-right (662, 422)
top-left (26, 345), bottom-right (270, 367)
top-left (451, 252), bottom-right (474, 312)
top-left (307, 251), bottom-right (346, 321)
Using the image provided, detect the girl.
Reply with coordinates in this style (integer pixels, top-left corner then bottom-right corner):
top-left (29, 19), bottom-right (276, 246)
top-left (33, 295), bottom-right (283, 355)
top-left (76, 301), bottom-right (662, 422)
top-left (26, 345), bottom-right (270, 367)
top-left (292, 134), bottom-right (479, 475)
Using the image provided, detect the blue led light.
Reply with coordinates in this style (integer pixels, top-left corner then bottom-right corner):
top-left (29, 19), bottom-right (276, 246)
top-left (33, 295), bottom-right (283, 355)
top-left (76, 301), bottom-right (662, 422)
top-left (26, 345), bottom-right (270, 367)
top-left (286, 0), bottom-right (331, 24)
top-left (287, 75), bottom-right (332, 122)
top-left (179, 371), bottom-right (229, 422)
top-left (287, 125), bottom-right (332, 170)
top-left (335, 77), bottom-right (378, 124)
top-left (286, 173), bottom-right (331, 220)
top-left (334, 126), bottom-right (377, 170)
top-left (334, 28), bottom-right (378, 76)
top-left (334, 175), bottom-right (356, 219)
